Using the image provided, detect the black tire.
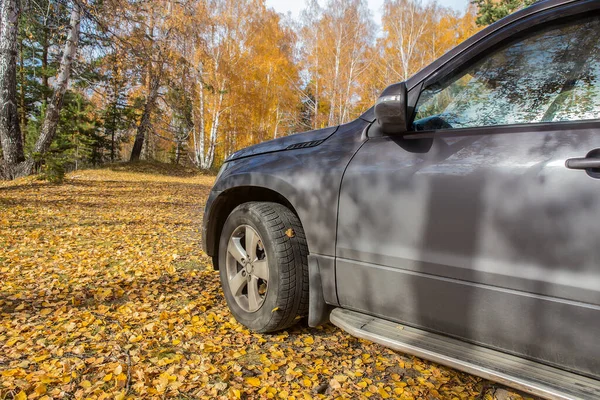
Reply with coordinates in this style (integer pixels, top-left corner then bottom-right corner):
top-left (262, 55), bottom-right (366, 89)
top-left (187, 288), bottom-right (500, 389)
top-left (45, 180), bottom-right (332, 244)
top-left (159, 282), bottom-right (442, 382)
top-left (218, 202), bottom-right (309, 333)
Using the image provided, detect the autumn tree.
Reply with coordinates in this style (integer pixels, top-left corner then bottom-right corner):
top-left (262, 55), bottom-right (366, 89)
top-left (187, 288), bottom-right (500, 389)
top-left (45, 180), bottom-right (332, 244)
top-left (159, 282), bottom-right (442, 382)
top-left (223, 1), bottom-right (302, 154)
top-left (159, 0), bottom-right (302, 169)
top-left (116, 1), bottom-right (172, 162)
top-left (355, 0), bottom-right (479, 112)
top-left (98, 50), bottom-right (133, 163)
top-left (299, 0), bottom-right (376, 128)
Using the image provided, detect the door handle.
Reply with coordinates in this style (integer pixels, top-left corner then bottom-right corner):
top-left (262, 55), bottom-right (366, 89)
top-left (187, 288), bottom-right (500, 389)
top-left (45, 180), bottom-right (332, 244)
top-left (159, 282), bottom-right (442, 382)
top-left (565, 149), bottom-right (600, 178)
top-left (565, 157), bottom-right (600, 170)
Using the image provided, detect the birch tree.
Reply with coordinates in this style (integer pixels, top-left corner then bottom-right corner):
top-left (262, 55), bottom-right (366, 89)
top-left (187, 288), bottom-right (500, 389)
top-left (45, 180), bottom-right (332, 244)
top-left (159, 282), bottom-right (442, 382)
top-left (4, 0), bottom-right (82, 178)
top-left (353, 1), bottom-right (478, 113)
top-left (382, 0), bottom-right (436, 81)
top-left (299, 0), bottom-right (375, 128)
top-left (300, 0), bottom-right (323, 130)
top-left (33, 1), bottom-right (81, 157)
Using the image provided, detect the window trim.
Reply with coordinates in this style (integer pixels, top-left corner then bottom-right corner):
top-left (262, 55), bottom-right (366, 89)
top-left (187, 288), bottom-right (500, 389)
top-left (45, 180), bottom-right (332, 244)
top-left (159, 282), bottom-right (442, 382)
top-left (406, 5), bottom-right (600, 133)
top-left (403, 118), bottom-right (600, 141)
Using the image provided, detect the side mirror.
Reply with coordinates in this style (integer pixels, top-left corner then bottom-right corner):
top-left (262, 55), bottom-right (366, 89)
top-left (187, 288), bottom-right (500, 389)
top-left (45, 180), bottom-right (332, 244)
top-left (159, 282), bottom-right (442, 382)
top-left (374, 82), bottom-right (408, 134)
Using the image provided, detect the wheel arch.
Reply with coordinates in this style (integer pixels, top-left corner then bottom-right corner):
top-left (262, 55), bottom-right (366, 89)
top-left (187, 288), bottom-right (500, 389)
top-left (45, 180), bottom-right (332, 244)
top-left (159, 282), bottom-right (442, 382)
top-left (206, 185), bottom-right (300, 270)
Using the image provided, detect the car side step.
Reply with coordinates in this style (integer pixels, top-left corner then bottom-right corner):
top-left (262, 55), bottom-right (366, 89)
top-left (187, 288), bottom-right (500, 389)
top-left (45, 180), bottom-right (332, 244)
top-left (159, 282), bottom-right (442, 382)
top-left (330, 308), bottom-right (600, 400)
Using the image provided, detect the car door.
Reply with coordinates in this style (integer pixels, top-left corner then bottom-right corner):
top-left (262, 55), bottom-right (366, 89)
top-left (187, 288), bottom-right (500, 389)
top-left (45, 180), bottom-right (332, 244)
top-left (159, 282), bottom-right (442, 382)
top-left (336, 11), bottom-right (600, 378)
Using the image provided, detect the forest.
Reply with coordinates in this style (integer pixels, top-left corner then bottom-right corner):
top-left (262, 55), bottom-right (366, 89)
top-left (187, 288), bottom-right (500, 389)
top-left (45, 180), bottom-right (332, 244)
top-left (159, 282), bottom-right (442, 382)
top-left (0, 0), bottom-right (530, 180)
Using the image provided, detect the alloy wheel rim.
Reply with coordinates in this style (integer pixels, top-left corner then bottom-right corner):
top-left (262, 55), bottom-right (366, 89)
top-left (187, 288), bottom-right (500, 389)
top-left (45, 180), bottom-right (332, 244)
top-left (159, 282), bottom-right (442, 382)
top-left (226, 225), bottom-right (269, 312)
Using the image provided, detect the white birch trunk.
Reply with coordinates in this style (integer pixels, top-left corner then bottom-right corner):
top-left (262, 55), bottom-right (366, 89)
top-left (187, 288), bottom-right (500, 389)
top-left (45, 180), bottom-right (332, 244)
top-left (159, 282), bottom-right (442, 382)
top-left (203, 81), bottom-right (225, 169)
top-left (192, 73), bottom-right (206, 168)
top-left (329, 30), bottom-right (343, 126)
top-left (33, 1), bottom-right (81, 156)
top-left (273, 104), bottom-right (281, 139)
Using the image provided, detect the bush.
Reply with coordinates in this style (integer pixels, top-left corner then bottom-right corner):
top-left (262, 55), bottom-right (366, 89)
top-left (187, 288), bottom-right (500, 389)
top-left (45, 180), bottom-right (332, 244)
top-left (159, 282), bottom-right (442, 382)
top-left (38, 153), bottom-right (68, 183)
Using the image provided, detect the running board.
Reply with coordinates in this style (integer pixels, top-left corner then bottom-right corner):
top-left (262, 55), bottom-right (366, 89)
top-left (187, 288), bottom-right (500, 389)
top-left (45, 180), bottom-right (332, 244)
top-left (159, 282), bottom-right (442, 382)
top-left (330, 308), bottom-right (600, 400)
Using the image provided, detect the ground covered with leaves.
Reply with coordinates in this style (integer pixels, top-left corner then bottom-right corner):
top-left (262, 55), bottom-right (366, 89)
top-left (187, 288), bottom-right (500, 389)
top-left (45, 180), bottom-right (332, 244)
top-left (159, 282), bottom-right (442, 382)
top-left (0, 164), bottom-right (534, 399)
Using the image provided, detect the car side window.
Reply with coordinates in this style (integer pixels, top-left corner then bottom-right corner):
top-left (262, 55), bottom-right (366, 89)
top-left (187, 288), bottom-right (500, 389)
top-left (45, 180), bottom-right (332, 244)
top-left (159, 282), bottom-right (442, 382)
top-left (413, 16), bottom-right (600, 131)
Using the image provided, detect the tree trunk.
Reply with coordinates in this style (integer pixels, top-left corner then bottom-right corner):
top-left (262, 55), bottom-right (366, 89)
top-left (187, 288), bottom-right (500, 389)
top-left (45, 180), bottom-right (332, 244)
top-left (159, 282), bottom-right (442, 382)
top-left (41, 26), bottom-right (49, 98)
top-left (19, 35), bottom-right (26, 135)
top-left (0, 0), bottom-right (25, 178)
top-left (191, 72), bottom-right (206, 168)
top-left (273, 104), bottom-right (281, 139)
top-left (130, 71), bottom-right (161, 162)
top-left (106, 100), bottom-right (117, 162)
top-left (203, 81), bottom-right (225, 170)
top-left (32, 1), bottom-right (81, 158)
top-left (110, 130), bottom-right (115, 161)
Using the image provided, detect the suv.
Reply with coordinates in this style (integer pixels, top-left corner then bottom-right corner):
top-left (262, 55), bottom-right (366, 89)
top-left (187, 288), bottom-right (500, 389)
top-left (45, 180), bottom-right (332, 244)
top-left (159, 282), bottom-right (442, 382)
top-left (203, 1), bottom-right (600, 398)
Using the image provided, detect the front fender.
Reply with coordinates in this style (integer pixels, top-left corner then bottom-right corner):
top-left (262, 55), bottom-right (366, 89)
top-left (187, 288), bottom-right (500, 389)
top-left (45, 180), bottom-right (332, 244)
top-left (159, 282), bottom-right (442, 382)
top-left (204, 118), bottom-right (369, 258)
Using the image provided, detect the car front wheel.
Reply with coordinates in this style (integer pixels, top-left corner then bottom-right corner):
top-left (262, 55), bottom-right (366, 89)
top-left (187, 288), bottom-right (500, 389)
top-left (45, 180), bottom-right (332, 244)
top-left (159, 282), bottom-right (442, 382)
top-left (218, 202), bottom-right (309, 332)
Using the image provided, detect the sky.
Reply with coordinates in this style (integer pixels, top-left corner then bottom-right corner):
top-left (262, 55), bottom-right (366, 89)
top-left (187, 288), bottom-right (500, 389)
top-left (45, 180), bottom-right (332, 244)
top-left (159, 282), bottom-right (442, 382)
top-left (265, 0), bottom-right (470, 28)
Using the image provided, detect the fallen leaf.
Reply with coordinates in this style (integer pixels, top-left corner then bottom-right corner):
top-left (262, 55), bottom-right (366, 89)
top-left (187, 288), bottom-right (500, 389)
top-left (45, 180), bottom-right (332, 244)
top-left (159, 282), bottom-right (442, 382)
top-left (245, 377), bottom-right (261, 387)
top-left (329, 378), bottom-right (341, 390)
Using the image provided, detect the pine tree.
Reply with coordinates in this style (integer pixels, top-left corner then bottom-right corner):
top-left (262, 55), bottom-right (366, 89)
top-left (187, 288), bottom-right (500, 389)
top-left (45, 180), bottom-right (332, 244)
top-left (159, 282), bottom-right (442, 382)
top-left (472, 0), bottom-right (538, 26)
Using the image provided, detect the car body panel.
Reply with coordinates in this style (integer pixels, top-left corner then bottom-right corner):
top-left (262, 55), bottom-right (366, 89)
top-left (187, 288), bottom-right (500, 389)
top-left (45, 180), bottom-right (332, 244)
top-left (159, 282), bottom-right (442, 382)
top-left (205, 119), bottom-right (368, 258)
top-left (336, 125), bottom-right (600, 378)
top-left (226, 126), bottom-right (339, 162)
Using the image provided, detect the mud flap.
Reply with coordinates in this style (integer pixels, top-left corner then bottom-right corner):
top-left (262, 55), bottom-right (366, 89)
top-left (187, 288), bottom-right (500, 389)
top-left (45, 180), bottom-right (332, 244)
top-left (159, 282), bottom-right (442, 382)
top-left (308, 255), bottom-right (332, 327)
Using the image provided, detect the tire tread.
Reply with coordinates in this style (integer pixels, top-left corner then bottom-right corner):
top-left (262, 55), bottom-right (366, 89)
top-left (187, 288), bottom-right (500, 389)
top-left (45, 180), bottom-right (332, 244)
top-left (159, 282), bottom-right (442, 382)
top-left (227, 202), bottom-right (309, 333)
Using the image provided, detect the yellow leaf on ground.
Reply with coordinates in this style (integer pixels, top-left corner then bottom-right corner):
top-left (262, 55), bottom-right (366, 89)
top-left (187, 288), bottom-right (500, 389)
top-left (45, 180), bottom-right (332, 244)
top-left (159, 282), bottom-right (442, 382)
top-left (245, 377), bottom-right (261, 387)
top-left (378, 387), bottom-right (391, 399)
top-left (2, 369), bottom-right (18, 377)
top-left (33, 354), bottom-right (49, 362)
top-left (35, 383), bottom-right (47, 395)
top-left (129, 335), bottom-right (142, 343)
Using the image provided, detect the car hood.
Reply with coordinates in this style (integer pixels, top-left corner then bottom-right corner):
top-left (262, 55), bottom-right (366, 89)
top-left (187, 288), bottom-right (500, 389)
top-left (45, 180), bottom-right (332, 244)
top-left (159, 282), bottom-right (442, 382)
top-left (226, 126), bottom-right (339, 162)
